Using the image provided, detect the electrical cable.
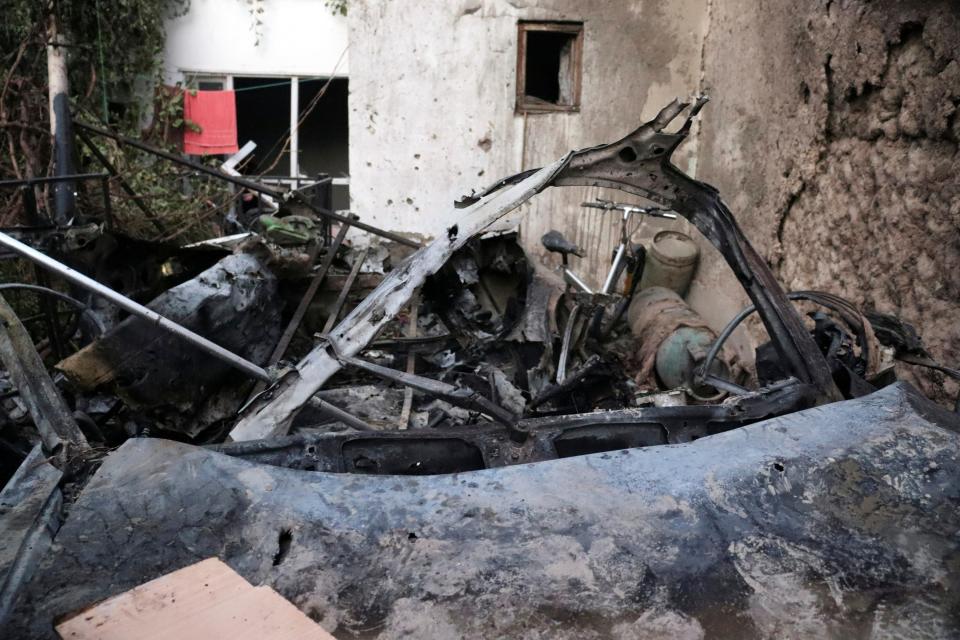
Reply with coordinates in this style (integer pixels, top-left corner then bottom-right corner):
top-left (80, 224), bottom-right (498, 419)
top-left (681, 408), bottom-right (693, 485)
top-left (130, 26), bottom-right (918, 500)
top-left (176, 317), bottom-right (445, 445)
top-left (698, 291), bottom-right (960, 412)
top-left (231, 76), bottom-right (329, 93)
top-left (697, 291), bottom-right (868, 391)
top-left (250, 46), bottom-right (348, 177)
top-left (0, 283), bottom-right (106, 336)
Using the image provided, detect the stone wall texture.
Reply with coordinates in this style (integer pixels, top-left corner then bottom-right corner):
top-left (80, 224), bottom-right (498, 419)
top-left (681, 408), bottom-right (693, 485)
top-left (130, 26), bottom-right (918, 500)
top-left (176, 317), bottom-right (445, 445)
top-left (697, 0), bottom-right (960, 404)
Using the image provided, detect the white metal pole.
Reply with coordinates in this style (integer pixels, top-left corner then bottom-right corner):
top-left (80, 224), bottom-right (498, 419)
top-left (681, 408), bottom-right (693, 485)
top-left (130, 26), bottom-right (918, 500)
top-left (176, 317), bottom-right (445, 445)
top-left (0, 232), bottom-right (273, 383)
top-left (289, 76), bottom-right (299, 185)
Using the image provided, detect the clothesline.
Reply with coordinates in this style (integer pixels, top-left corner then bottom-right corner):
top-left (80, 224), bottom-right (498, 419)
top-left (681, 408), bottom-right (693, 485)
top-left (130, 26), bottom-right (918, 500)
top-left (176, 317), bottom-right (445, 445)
top-left (231, 77), bottom-right (333, 93)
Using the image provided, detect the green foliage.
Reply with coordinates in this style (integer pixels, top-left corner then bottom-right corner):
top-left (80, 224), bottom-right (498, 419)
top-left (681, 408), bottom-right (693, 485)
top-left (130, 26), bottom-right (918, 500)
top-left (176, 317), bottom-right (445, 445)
top-left (63, 0), bottom-right (190, 113)
top-left (0, 0), bottom-right (233, 244)
top-left (0, 0), bottom-right (190, 135)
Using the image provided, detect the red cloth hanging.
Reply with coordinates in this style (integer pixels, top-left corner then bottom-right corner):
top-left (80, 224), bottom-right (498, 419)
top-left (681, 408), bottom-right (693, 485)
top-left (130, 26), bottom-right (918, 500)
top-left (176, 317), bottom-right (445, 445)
top-left (182, 90), bottom-right (238, 155)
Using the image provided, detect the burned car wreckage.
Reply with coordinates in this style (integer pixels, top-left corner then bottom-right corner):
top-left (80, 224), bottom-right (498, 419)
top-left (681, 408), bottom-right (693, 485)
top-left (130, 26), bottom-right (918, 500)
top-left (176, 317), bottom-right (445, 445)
top-left (2, 98), bottom-right (959, 637)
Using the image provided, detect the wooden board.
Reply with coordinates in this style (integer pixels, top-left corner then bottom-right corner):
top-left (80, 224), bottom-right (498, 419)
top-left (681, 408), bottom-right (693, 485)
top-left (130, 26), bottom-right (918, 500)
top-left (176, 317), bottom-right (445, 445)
top-left (55, 557), bottom-right (335, 640)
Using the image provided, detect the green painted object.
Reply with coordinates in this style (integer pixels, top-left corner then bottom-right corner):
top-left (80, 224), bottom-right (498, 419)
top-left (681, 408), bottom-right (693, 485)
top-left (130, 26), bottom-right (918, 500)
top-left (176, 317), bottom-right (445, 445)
top-left (258, 214), bottom-right (317, 245)
top-left (656, 326), bottom-right (729, 401)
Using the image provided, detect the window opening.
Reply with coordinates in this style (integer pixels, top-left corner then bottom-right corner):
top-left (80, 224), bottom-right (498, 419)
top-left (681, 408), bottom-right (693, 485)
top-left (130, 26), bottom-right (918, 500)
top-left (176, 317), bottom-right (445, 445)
top-left (517, 22), bottom-right (583, 113)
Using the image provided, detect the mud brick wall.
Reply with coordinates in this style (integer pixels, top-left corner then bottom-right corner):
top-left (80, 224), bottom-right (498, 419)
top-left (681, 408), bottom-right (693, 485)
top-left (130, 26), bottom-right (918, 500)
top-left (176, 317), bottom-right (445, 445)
top-left (696, 1), bottom-right (960, 404)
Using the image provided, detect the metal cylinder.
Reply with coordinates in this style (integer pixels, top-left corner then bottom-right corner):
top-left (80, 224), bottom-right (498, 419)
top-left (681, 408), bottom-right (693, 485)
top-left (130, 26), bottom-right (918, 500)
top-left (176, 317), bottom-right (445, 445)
top-left (655, 327), bottom-right (729, 401)
top-left (638, 230), bottom-right (699, 296)
top-left (627, 286), bottom-right (729, 401)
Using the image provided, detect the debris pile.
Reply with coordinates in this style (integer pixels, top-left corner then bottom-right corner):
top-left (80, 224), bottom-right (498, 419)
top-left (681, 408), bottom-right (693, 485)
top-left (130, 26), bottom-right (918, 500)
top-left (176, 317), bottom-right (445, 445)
top-left (1, 98), bottom-right (959, 637)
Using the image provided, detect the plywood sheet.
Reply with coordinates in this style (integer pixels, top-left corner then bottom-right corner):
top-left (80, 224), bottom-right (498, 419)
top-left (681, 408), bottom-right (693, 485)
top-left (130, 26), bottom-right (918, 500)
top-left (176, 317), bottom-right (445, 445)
top-left (55, 557), bottom-right (334, 640)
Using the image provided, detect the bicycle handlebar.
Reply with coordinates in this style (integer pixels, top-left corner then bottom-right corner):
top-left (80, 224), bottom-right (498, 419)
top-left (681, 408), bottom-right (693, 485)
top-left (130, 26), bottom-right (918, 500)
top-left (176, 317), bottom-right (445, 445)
top-left (580, 200), bottom-right (677, 219)
top-left (581, 201), bottom-right (614, 210)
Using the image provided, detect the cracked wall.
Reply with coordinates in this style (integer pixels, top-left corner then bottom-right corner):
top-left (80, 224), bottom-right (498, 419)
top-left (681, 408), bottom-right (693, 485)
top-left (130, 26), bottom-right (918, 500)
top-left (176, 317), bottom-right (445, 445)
top-left (696, 1), bottom-right (960, 404)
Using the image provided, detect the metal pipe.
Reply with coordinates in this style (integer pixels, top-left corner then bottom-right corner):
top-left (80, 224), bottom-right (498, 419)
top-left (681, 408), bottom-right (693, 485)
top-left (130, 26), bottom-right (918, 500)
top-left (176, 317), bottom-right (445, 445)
top-left (0, 173), bottom-right (108, 189)
top-left (557, 304), bottom-right (580, 384)
top-left (290, 77), bottom-right (300, 180)
top-left (562, 269), bottom-right (593, 294)
top-left (602, 242), bottom-right (627, 294)
top-left (308, 397), bottom-right (375, 431)
top-left (269, 216), bottom-right (353, 367)
top-left (74, 122), bottom-right (285, 199)
top-left (321, 246), bottom-right (368, 334)
top-left (602, 208), bottom-right (632, 295)
top-left (0, 231), bottom-right (273, 383)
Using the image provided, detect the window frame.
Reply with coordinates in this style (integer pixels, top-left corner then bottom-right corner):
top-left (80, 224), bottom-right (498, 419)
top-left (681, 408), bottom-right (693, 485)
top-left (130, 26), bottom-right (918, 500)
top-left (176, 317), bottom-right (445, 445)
top-left (184, 74), bottom-right (230, 91)
top-left (515, 21), bottom-right (584, 114)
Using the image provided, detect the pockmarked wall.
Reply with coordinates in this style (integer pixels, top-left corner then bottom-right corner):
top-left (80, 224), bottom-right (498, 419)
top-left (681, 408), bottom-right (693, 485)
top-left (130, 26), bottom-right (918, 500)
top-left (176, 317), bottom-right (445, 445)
top-left (347, 0), bottom-right (709, 291)
top-left (696, 0), bottom-right (960, 403)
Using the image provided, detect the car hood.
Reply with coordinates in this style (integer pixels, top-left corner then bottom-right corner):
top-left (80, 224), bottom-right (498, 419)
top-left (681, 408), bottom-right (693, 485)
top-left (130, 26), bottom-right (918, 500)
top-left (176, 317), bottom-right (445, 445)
top-left (11, 381), bottom-right (960, 638)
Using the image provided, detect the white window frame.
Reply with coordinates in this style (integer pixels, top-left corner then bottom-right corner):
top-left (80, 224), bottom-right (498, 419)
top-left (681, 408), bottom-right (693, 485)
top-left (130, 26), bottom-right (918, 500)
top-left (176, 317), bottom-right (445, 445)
top-left (179, 71), bottom-right (349, 191)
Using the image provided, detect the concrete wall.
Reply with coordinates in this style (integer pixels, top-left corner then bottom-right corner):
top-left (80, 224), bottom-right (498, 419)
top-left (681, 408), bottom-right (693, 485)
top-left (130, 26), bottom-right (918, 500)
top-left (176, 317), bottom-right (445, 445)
top-left (696, 0), bottom-right (960, 403)
top-left (163, 0), bottom-right (348, 80)
top-left (347, 0), bottom-right (708, 290)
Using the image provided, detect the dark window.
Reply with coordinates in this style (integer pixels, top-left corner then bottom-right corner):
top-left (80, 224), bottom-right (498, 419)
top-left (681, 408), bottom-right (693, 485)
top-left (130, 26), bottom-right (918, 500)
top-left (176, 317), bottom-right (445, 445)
top-left (297, 78), bottom-right (350, 210)
top-left (516, 21), bottom-right (583, 113)
top-left (197, 80), bottom-right (225, 91)
top-left (185, 74), bottom-right (226, 91)
top-left (234, 77), bottom-right (350, 209)
top-left (234, 77), bottom-right (292, 173)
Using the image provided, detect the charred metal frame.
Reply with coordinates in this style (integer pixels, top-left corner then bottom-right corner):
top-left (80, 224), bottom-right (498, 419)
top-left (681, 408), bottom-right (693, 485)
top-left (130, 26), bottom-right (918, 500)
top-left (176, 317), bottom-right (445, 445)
top-left (229, 159), bottom-right (572, 441)
top-left (549, 97), bottom-right (840, 403)
top-left (215, 378), bottom-right (811, 474)
top-left (0, 172), bottom-right (113, 359)
top-left (335, 351), bottom-right (523, 438)
top-left (231, 97), bottom-right (840, 442)
top-left (321, 246), bottom-right (368, 335)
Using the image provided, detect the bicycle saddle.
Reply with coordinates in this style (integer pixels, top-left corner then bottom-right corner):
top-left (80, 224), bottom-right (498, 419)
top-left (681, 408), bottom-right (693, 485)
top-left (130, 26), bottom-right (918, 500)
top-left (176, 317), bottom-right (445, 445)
top-left (541, 230), bottom-right (584, 257)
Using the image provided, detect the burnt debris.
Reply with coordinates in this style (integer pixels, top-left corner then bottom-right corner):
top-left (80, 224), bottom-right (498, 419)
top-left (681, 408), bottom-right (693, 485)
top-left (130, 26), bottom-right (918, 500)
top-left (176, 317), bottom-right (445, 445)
top-left (1, 99), bottom-right (958, 637)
